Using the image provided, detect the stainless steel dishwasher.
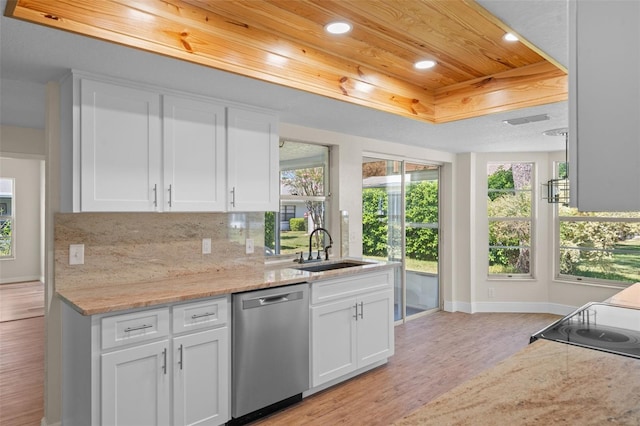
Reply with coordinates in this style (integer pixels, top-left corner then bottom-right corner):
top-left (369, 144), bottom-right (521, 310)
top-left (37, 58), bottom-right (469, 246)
top-left (231, 282), bottom-right (309, 425)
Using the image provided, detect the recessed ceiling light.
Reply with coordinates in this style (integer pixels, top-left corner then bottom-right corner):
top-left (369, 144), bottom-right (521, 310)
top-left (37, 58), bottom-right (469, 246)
top-left (503, 33), bottom-right (518, 42)
top-left (325, 21), bottom-right (352, 35)
top-left (414, 60), bottom-right (437, 70)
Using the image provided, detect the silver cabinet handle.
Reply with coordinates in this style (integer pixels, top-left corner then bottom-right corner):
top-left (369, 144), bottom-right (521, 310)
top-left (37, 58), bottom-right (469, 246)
top-left (124, 324), bottom-right (153, 333)
top-left (191, 312), bottom-right (214, 320)
top-left (178, 344), bottom-right (183, 370)
top-left (230, 187), bottom-right (236, 207)
top-left (168, 184), bottom-right (172, 207)
top-left (353, 303), bottom-right (358, 320)
top-left (162, 348), bottom-right (167, 375)
top-left (359, 301), bottom-right (364, 319)
top-left (153, 184), bottom-right (158, 207)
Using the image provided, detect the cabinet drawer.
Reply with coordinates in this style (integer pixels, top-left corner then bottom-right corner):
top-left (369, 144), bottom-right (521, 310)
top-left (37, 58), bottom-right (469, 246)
top-left (101, 307), bottom-right (170, 350)
top-left (172, 297), bottom-right (228, 334)
top-left (311, 270), bottom-right (393, 305)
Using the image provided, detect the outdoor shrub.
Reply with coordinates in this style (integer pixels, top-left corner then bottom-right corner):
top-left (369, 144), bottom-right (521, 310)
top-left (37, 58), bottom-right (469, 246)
top-left (290, 218), bottom-right (306, 232)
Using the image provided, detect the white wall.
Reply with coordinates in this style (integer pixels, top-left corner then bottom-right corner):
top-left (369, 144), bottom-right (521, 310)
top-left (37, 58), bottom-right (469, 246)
top-left (0, 125), bottom-right (45, 284)
top-left (0, 156), bottom-right (43, 283)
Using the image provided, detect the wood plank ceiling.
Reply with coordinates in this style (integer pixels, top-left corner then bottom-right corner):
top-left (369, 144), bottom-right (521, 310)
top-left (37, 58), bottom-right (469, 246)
top-left (5, 0), bottom-right (567, 124)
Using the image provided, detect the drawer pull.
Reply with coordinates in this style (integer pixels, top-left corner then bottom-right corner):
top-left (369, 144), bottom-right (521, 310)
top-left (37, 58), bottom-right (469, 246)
top-left (124, 324), bottom-right (153, 333)
top-left (191, 312), bottom-right (214, 320)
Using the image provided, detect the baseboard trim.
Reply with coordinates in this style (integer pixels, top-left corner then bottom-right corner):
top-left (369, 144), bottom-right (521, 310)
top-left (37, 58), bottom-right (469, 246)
top-left (444, 300), bottom-right (576, 316)
top-left (0, 275), bottom-right (41, 284)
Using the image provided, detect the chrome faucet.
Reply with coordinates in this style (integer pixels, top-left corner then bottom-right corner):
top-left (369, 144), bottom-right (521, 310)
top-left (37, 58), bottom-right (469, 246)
top-left (308, 227), bottom-right (333, 261)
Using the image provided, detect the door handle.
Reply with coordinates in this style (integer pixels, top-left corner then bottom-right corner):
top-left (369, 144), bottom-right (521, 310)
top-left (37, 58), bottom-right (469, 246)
top-left (168, 184), bottom-right (172, 207)
top-left (353, 303), bottom-right (358, 320)
top-left (359, 301), bottom-right (364, 319)
top-left (153, 184), bottom-right (158, 207)
top-left (178, 344), bottom-right (183, 370)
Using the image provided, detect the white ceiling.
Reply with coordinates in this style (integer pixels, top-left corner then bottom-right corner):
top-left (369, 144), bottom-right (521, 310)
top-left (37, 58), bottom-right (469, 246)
top-left (0, 0), bottom-right (568, 153)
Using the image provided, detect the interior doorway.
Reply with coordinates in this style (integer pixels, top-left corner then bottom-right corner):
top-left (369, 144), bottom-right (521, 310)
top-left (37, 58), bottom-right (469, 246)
top-left (362, 157), bottom-right (441, 322)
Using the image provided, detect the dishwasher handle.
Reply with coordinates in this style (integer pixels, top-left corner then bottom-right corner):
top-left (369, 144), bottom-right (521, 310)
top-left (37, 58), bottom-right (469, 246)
top-left (242, 290), bottom-right (305, 309)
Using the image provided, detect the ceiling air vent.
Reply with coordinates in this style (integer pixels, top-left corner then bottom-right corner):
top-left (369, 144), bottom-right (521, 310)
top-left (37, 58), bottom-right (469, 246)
top-left (502, 114), bottom-right (550, 126)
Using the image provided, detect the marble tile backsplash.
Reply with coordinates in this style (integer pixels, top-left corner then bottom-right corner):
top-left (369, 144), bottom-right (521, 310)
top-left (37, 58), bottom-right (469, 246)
top-left (55, 212), bottom-right (265, 290)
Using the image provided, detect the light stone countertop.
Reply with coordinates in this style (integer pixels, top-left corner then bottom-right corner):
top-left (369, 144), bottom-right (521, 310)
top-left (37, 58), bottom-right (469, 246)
top-left (57, 259), bottom-right (397, 315)
top-left (393, 339), bottom-right (640, 425)
top-left (606, 282), bottom-right (640, 309)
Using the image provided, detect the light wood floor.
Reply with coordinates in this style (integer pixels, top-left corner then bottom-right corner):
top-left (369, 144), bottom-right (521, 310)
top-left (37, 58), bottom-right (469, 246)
top-left (0, 281), bottom-right (44, 322)
top-left (256, 311), bottom-right (560, 426)
top-left (0, 284), bottom-right (558, 426)
top-left (0, 281), bottom-right (45, 426)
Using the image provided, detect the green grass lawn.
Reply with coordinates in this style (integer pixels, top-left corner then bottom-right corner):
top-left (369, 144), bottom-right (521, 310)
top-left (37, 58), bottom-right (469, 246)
top-left (571, 238), bottom-right (640, 283)
top-left (279, 230), bottom-right (314, 254)
top-left (364, 255), bottom-right (438, 274)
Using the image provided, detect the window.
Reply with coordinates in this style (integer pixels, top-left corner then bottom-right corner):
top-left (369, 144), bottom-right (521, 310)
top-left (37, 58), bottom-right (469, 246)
top-left (0, 178), bottom-right (15, 259)
top-left (265, 141), bottom-right (330, 255)
top-left (554, 163), bottom-right (640, 285)
top-left (487, 162), bottom-right (534, 277)
top-left (280, 205), bottom-right (296, 223)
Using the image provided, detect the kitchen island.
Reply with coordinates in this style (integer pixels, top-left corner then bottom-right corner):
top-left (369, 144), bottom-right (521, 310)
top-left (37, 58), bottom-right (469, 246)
top-left (395, 310), bottom-right (640, 425)
top-left (394, 339), bottom-right (640, 425)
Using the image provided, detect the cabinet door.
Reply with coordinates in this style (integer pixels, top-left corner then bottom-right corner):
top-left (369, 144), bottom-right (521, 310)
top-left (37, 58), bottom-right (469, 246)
top-left (227, 108), bottom-right (279, 212)
top-left (163, 96), bottom-right (227, 212)
top-left (356, 290), bottom-right (394, 368)
top-left (101, 340), bottom-right (170, 426)
top-left (173, 328), bottom-right (230, 426)
top-left (80, 79), bottom-right (161, 211)
top-left (311, 298), bottom-right (358, 387)
top-left (570, 0), bottom-right (640, 211)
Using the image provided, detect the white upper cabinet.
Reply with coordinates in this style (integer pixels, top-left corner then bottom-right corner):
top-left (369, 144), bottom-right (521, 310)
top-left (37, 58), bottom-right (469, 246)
top-left (163, 95), bottom-right (226, 212)
top-left (62, 73), bottom-right (279, 213)
top-left (79, 79), bottom-right (162, 212)
top-left (227, 107), bottom-right (280, 212)
top-left (569, 0), bottom-right (640, 211)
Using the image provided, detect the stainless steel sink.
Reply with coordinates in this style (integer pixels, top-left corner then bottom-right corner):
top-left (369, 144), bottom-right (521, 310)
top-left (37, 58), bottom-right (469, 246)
top-left (292, 260), bottom-right (374, 273)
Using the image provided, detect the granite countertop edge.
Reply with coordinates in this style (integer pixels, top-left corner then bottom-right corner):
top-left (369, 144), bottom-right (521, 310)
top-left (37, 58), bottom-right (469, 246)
top-left (57, 259), bottom-right (399, 316)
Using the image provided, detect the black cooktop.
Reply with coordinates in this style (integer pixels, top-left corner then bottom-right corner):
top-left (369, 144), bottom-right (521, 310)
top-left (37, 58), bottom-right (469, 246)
top-left (531, 302), bottom-right (640, 359)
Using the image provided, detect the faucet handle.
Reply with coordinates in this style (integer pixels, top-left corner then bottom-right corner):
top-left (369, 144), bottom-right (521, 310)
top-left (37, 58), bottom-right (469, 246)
top-left (324, 245), bottom-right (332, 261)
top-left (316, 249), bottom-right (322, 260)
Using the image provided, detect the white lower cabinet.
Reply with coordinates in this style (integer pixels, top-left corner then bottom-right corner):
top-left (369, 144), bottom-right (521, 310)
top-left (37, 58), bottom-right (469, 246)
top-left (310, 269), bottom-right (394, 388)
top-left (101, 340), bottom-right (171, 425)
top-left (62, 296), bottom-right (230, 426)
top-left (173, 328), bottom-right (229, 426)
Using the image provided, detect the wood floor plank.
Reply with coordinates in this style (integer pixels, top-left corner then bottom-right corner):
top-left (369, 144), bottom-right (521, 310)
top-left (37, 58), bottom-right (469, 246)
top-left (255, 312), bottom-right (560, 426)
top-left (0, 281), bottom-right (45, 322)
top-left (0, 316), bottom-right (45, 426)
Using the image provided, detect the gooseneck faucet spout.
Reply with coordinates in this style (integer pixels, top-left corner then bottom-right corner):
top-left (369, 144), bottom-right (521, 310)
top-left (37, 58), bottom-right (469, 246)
top-left (308, 227), bottom-right (333, 261)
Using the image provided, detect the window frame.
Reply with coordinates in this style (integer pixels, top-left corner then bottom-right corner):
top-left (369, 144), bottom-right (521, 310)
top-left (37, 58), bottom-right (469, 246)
top-left (553, 162), bottom-right (640, 287)
top-left (268, 140), bottom-right (331, 255)
top-left (0, 177), bottom-right (15, 260)
top-left (487, 162), bottom-right (536, 279)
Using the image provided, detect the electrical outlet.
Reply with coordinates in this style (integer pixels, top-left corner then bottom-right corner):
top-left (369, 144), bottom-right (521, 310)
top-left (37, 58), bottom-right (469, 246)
top-left (69, 244), bottom-right (85, 265)
top-left (488, 287), bottom-right (495, 299)
top-left (202, 238), bottom-right (212, 254)
top-left (245, 238), bottom-right (254, 254)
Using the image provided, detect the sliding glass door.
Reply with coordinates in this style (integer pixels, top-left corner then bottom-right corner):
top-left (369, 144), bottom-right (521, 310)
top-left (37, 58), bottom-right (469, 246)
top-left (363, 158), bottom-right (440, 321)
